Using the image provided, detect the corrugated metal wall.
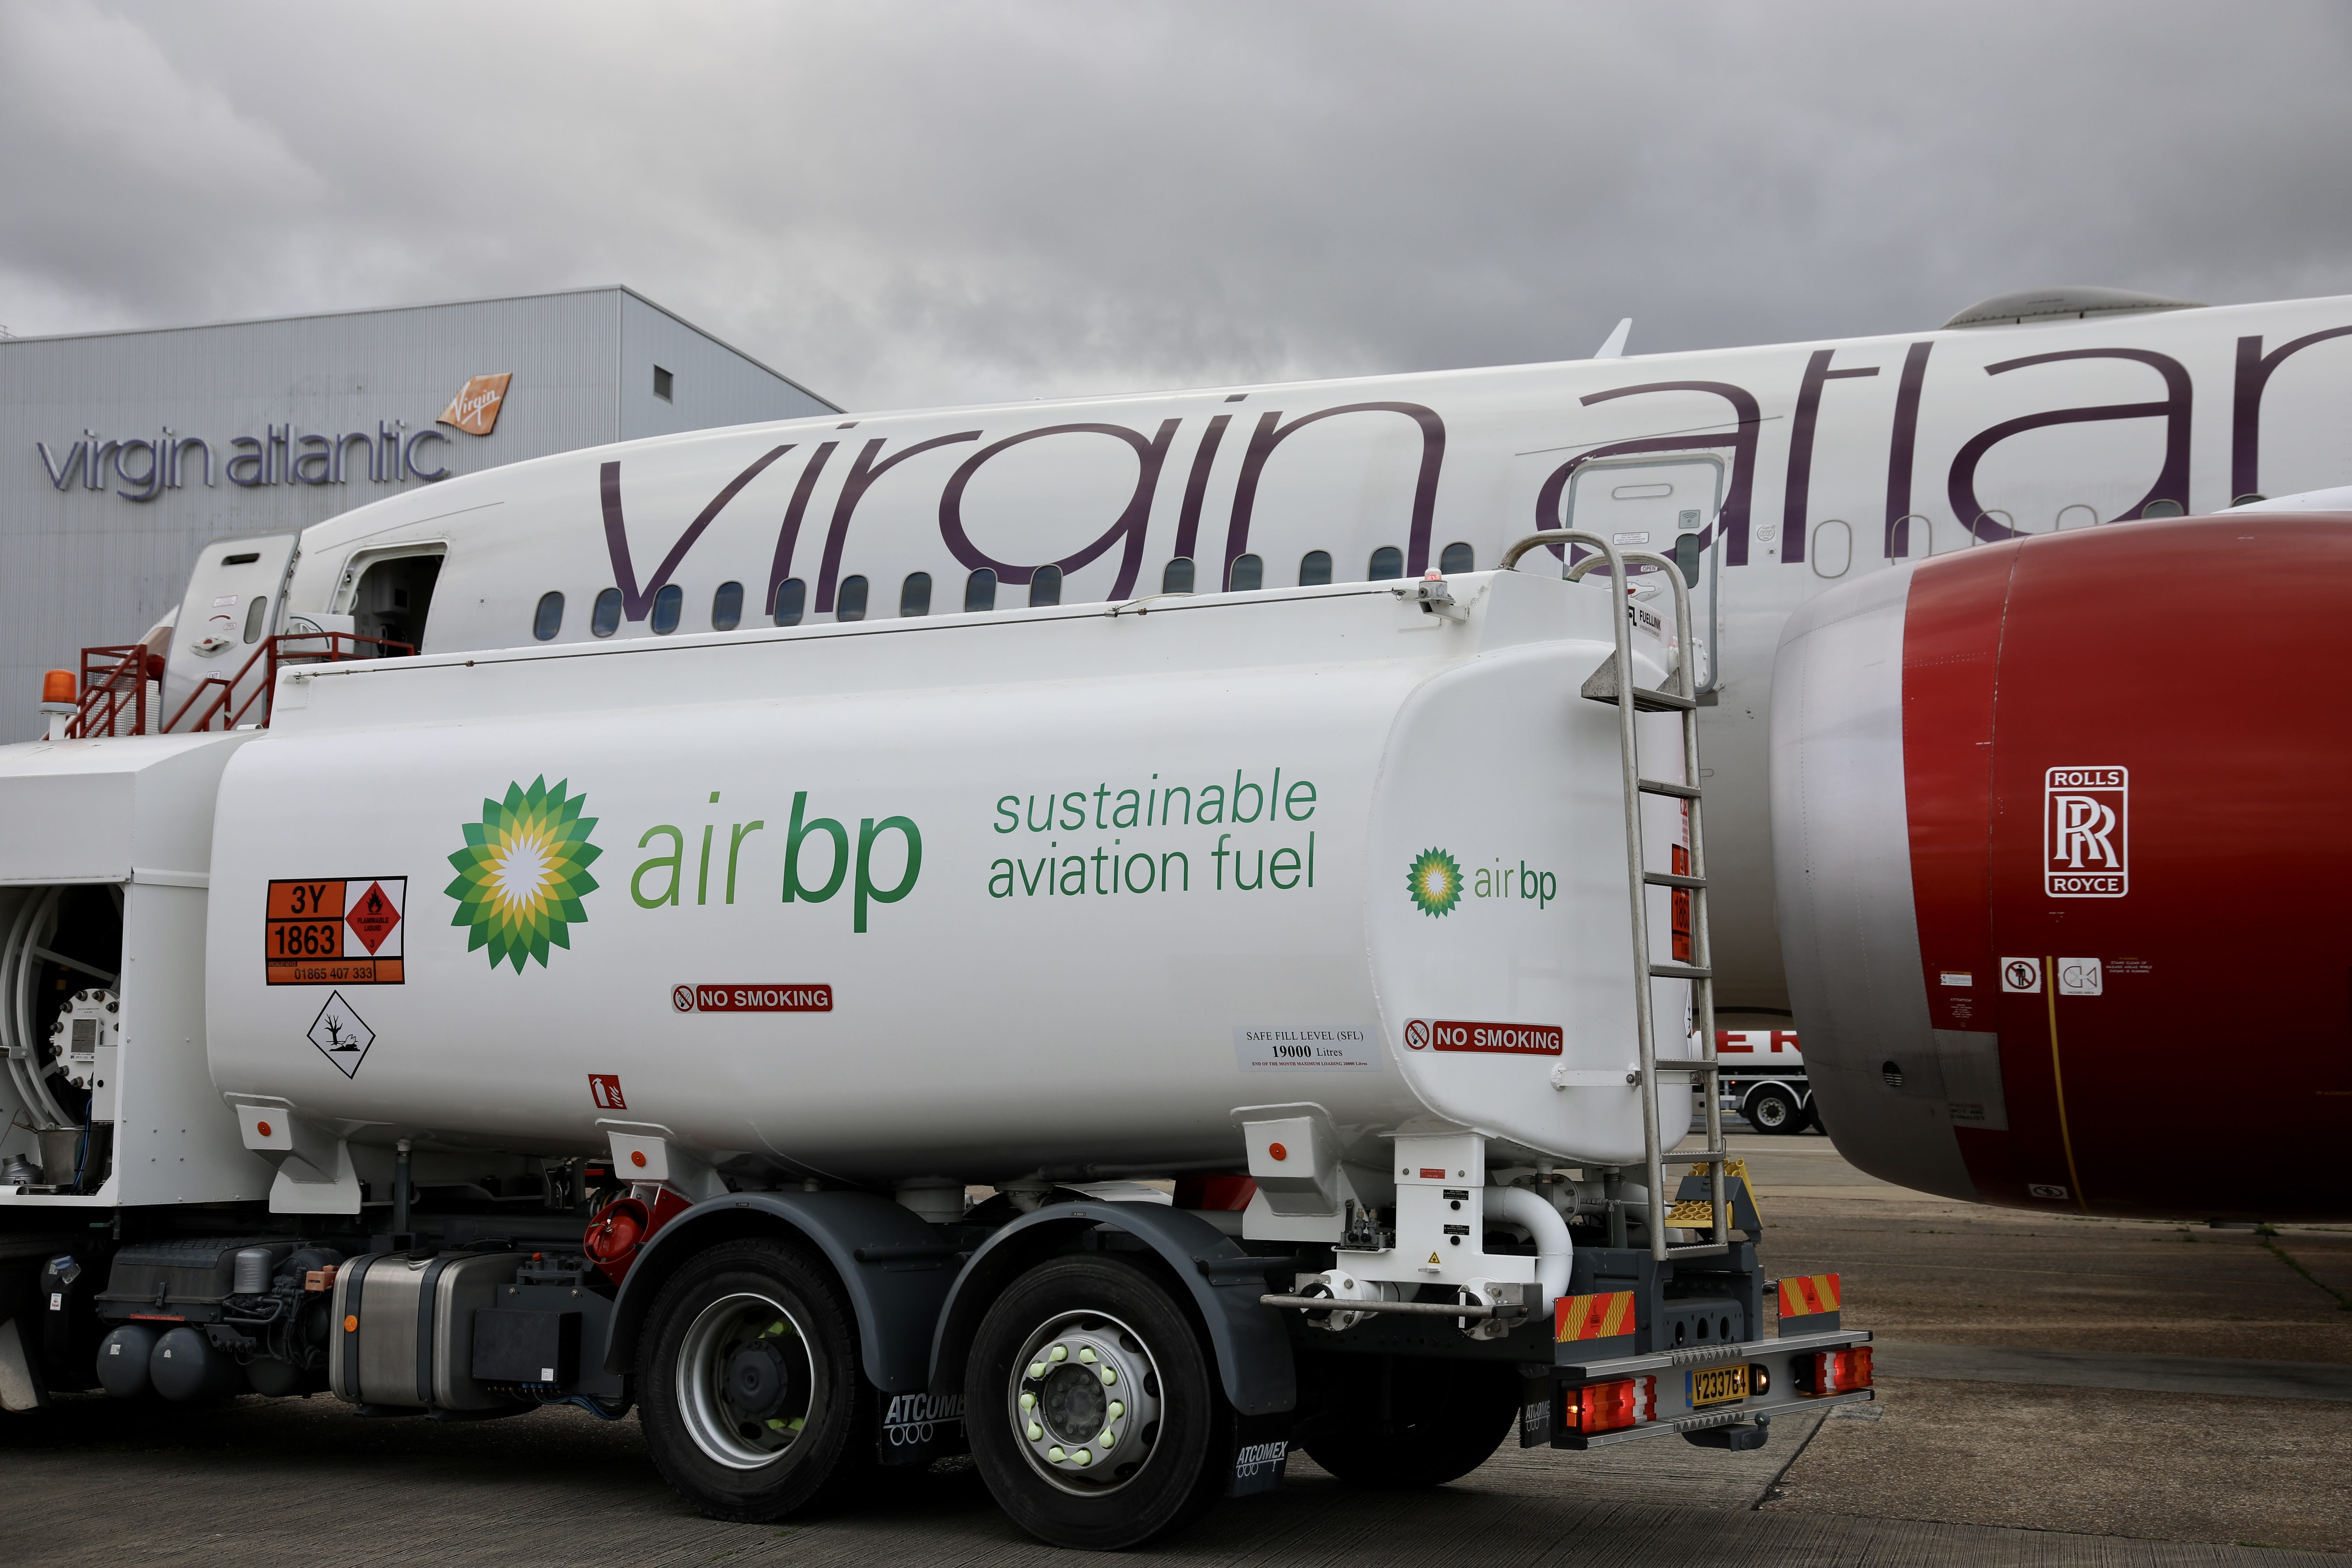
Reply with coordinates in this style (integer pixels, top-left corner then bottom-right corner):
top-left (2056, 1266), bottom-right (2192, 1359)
top-left (619, 291), bottom-right (836, 442)
top-left (0, 288), bottom-right (833, 739)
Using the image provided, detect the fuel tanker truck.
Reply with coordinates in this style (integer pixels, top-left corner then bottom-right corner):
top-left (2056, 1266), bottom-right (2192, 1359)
top-left (1771, 510), bottom-right (2352, 1223)
top-left (0, 518), bottom-right (1870, 1545)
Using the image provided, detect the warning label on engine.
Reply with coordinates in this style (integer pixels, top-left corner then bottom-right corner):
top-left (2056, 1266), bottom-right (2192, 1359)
top-left (1406, 1019), bottom-right (1563, 1056)
top-left (265, 878), bottom-right (405, 985)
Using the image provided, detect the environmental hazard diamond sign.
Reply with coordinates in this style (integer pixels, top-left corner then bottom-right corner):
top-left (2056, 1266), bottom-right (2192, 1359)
top-left (308, 991), bottom-right (375, 1079)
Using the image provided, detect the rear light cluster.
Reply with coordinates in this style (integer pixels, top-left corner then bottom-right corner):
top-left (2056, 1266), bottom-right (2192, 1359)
top-left (1797, 1345), bottom-right (1873, 1395)
top-left (1564, 1374), bottom-right (1657, 1434)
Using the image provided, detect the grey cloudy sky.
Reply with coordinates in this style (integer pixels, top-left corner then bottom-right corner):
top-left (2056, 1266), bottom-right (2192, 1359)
top-left (4, 1), bottom-right (2349, 411)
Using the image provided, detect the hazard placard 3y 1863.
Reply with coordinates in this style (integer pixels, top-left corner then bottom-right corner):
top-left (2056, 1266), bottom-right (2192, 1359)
top-left (265, 878), bottom-right (406, 985)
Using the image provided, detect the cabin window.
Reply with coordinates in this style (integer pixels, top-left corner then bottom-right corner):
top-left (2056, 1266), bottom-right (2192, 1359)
top-left (651, 583), bottom-right (684, 635)
top-left (774, 579), bottom-right (806, 626)
top-left (965, 568), bottom-right (997, 612)
top-left (1673, 534), bottom-right (1703, 588)
top-left (1228, 554), bottom-right (1263, 592)
top-left (1298, 550), bottom-right (1332, 587)
top-left (1440, 541), bottom-right (1475, 574)
top-left (533, 592), bottom-right (564, 640)
top-left (1368, 546), bottom-right (1404, 580)
top-left (712, 580), bottom-right (744, 631)
top-left (591, 588), bottom-right (622, 637)
top-left (901, 572), bottom-right (932, 617)
top-left (243, 595), bottom-right (268, 644)
top-left (1029, 565), bottom-right (1062, 607)
top-left (837, 575), bottom-right (869, 622)
top-left (653, 365), bottom-right (674, 402)
top-left (2142, 498), bottom-right (2185, 519)
top-left (1161, 557), bottom-right (1195, 594)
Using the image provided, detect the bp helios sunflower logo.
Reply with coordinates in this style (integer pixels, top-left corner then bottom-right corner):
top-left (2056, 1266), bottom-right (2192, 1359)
top-left (445, 777), bottom-right (602, 972)
top-left (1406, 847), bottom-right (1463, 918)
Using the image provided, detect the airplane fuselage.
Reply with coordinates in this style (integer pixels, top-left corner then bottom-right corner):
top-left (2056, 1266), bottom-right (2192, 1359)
top-left (164, 294), bottom-right (2352, 1015)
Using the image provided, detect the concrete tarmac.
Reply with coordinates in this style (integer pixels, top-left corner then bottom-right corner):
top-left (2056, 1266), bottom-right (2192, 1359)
top-left (8, 1129), bottom-right (2348, 1563)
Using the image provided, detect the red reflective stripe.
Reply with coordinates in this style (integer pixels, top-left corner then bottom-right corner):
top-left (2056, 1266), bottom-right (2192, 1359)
top-left (1555, 1290), bottom-right (1637, 1342)
top-left (1778, 1273), bottom-right (1842, 1318)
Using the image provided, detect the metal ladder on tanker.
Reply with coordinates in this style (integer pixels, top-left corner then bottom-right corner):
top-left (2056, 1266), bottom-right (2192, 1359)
top-left (1500, 528), bottom-right (1731, 1262)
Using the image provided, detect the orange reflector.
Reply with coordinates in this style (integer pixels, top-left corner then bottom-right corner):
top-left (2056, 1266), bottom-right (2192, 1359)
top-left (255, 1121), bottom-right (272, 1138)
top-left (41, 670), bottom-right (75, 704)
top-left (630, 1150), bottom-right (647, 1168)
top-left (1778, 1272), bottom-right (1842, 1318)
top-left (1268, 1142), bottom-right (1288, 1161)
top-left (1555, 1289), bottom-right (1637, 1342)
top-left (343, 1315), bottom-right (358, 1333)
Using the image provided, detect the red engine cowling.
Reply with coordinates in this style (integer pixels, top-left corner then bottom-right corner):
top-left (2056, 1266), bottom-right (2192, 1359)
top-left (1771, 514), bottom-right (2352, 1220)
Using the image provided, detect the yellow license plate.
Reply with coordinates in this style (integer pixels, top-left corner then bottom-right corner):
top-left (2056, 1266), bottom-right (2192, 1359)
top-left (1689, 1365), bottom-right (1750, 1407)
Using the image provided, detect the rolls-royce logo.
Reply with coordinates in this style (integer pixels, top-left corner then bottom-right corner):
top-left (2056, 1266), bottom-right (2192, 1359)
top-left (2044, 766), bottom-right (2126, 898)
top-left (439, 373), bottom-right (512, 436)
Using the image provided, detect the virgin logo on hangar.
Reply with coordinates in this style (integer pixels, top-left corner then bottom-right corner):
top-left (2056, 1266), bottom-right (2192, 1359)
top-left (2044, 766), bottom-right (2127, 898)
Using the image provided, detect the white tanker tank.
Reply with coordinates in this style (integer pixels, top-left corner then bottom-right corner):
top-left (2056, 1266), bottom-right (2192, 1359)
top-left (3, 547), bottom-right (1877, 1550)
top-left (205, 566), bottom-right (1693, 1190)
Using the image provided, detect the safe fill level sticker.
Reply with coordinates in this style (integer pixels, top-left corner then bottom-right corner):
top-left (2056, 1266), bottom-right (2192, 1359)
top-left (265, 878), bottom-right (406, 985)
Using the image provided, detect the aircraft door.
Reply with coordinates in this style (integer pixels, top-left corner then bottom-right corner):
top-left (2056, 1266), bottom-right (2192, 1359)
top-left (162, 533), bottom-right (298, 729)
top-left (1563, 455), bottom-right (1723, 692)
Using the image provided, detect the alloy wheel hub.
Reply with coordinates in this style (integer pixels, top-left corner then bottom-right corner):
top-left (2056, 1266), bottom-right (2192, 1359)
top-left (1009, 1313), bottom-right (1162, 1491)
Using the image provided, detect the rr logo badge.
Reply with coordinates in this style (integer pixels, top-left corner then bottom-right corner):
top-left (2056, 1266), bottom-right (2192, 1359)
top-left (2044, 766), bottom-right (2127, 897)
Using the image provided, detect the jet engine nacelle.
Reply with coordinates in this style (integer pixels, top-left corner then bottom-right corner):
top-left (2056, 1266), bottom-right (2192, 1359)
top-left (1770, 514), bottom-right (2352, 1221)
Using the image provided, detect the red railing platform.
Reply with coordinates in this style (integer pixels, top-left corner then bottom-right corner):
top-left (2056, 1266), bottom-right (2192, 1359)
top-left (70, 632), bottom-right (414, 739)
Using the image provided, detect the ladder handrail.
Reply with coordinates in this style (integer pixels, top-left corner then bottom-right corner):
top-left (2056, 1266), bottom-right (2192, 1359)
top-left (1500, 530), bottom-right (1727, 1260)
top-left (1620, 546), bottom-right (1726, 1258)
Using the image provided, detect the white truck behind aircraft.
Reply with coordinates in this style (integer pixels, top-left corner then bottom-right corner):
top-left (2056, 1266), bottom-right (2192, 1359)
top-left (1715, 1030), bottom-right (1816, 1134)
top-left (0, 530), bottom-right (1869, 1546)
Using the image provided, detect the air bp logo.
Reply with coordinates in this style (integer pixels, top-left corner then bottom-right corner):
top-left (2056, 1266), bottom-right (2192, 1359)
top-left (444, 777), bottom-right (602, 971)
top-left (2044, 766), bottom-right (2126, 897)
top-left (1406, 848), bottom-right (1463, 918)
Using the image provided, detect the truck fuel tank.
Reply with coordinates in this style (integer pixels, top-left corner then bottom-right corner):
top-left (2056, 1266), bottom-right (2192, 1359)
top-left (206, 570), bottom-right (1695, 1190)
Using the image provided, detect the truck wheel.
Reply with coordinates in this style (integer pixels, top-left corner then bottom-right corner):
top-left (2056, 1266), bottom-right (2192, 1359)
top-left (964, 1255), bottom-right (1225, 1549)
top-left (1299, 1356), bottom-right (1516, 1489)
top-left (637, 1238), bottom-right (874, 1522)
top-left (1745, 1084), bottom-right (1802, 1134)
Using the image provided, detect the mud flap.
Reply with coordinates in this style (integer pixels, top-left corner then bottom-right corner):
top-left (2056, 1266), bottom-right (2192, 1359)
top-left (0, 1318), bottom-right (50, 1411)
top-left (877, 1389), bottom-right (969, 1466)
top-left (1226, 1412), bottom-right (1293, 1497)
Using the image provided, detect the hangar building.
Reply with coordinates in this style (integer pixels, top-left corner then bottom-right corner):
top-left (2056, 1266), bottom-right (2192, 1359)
top-left (0, 286), bottom-right (836, 737)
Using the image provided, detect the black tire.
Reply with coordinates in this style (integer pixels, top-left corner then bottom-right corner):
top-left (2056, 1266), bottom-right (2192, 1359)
top-left (1299, 1356), bottom-right (1517, 1489)
top-left (637, 1238), bottom-right (875, 1522)
top-left (1745, 1083), bottom-right (1804, 1135)
top-left (964, 1254), bottom-right (1227, 1550)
